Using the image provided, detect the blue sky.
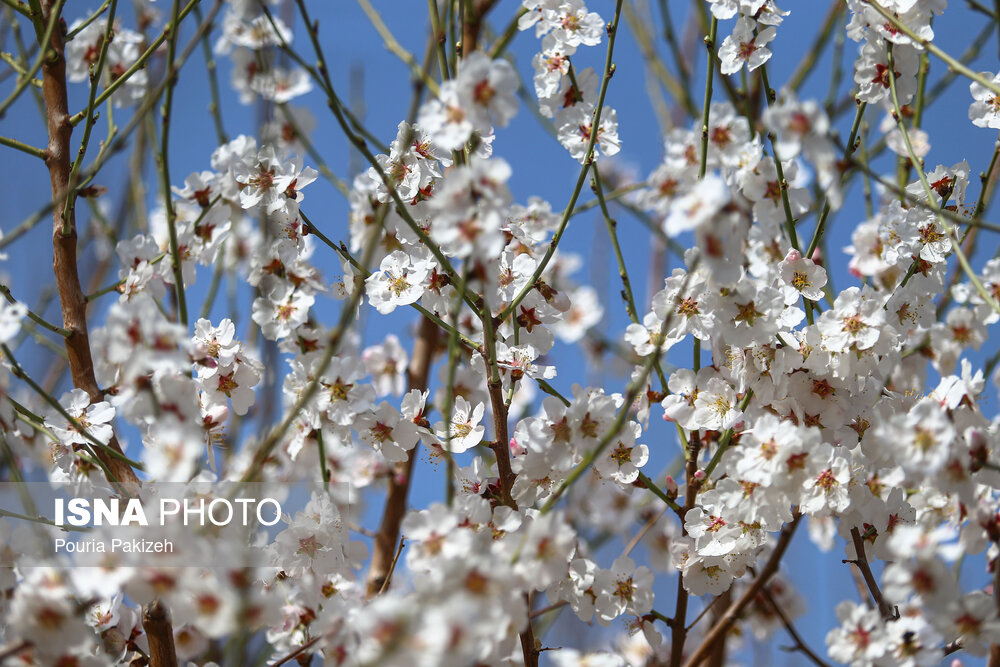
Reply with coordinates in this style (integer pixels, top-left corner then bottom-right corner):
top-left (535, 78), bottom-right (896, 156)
top-left (3, 0), bottom-right (1000, 663)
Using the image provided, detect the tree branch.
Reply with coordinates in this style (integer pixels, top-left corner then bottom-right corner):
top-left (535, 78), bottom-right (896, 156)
top-left (37, 0), bottom-right (138, 485)
top-left (847, 529), bottom-right (897, 622)
top-left (683, 514), bottom-right (802, 667)
top-left (760, 585), bottom-right (831, 667)
top-left (141, 599), bottom-right (178, 667)
top-left (365, 316), bottom-right (438, 597)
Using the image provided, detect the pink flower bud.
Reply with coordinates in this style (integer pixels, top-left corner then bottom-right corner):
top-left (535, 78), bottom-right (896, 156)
top-left (664, 475), bottom-right (679, 500)
top-left (509, 437), bottom-right (525, 457)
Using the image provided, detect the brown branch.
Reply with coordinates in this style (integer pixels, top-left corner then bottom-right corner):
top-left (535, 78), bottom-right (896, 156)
top-left (706, 589), bottom-right (732, 667)
top-left (623, 507), bottom-right (667, 558)
top-left (684, 594), bottom-right (726, 632)
top-left (271, 635), bottom-right (322, 666)
top-left (141, 599), bottom-right (178, 667)
top-left (519, 593), bottom-right (540, 667)
top-left (37, 0), bottom-right (137, 485)
top-left (670, 445), bottom-right (701, 666)
top-left (760, 586), bottom-right (831, 667)
top-left (487, 376), bottom-right (517, 508)
top-left (482, 351), bottom-right (538, 665)
top-left (461, 0), bottom-right (499, 55)
top-left (0, 641), bottom-right (30, 663)
top-left (482, 318), bottom-right (536, 666)
top-left (847, 527), bottom-right (897, 622)
top-left (530, 600), bottom-right (567, 619)
top-left (378, 537), bottom-right (406, 595)
top-left (682, 514), bottom-right (802, 667)
top-left (990, 551), bottom-right (1000, 666)
top-left (365, 316), bottom-right (438, 597)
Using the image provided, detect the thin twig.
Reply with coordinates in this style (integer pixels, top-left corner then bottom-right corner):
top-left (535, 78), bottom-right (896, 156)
top-left (378, 537), bottom-right (406, 595)
top-left (847, 527), bottom-right (897, 622)
top-left (682, 515), bottom-right (802, 667)
top-left (760, 585), bottom-right (832, 667)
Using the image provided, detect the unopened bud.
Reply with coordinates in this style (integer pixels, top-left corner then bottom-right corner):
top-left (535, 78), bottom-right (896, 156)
top-left (509, 437), bottom-right (525, 457)
top-left (664, 476), bottom-right (679, 500)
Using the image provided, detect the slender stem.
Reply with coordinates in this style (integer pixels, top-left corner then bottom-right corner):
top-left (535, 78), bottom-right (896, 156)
top-left (698, 17), bottom-right (718, 179)
top-left (805, 101), bottom-right (867, 258)
top-left (759, 65), bottom-right (799, 251)
top-left (62, 0), bottom-right (119, 233)
top-left (356, 0), bottom-right (440, 95)
top-left (786, 0), bottom-right (842, 92)
top-left (864, 0), bottom-right (1000, 96)
top-left (0, 51), bottom-right (43, 86)
top-left (0, 0), bottom-right (65, 118)
top-left (488, 7), bottom-right (528, 59)
top-left (199, 244), bottom-right (225, 320)
top-left (593, 166), bottom-right (638, 323)
top-left (270, 636), bottom-right (323, 666)
top-left (541, 264), bottom-right (699, 514)
top-left (482, 300), bottom-right (517, 509)
top-left (500, 0), bottom-right (625, 324)
top-left (671, 428), bottom-right (703, 667)
top-left (65, 0), bottom-right (111, 39)
top-left (858, 121), bottom-right (874, 218)
top-left (194, 4), bottom-right (226, 145)
top-left (886, 45), bottom-right (1000, 315)
top-left (760, 584), bottom-right (832, 667)
top-left (848, 527), bottom-right (897, 621)
top-left (702, 389), bottom-right (754, 479)
top-left (0, 133), bottom-right (46, 158)
top-left (683, 515), bottom-right (802, 667)
top-left (0, 283), bottom-right (70, 336)
top-left (158, 0), bottom-right (188, 328)
top-left (428, 0), bottom-right (452, 79)
top-left (1, 0), bottom-right (30, 17)
top-left (67, 0), bottom-right (201, 125)
top-left (1, 344), bottom-right (144, 470)
top-left (278, 103), bottom-right (349, 197)
top-left (636, 470), bottom-right (683, 515)
top-left (441, 268), bottom-right (469, 505)
top-left (657, 0), bottom-right (690, 89)
top-left (685, 594), bottom-right (726, 632)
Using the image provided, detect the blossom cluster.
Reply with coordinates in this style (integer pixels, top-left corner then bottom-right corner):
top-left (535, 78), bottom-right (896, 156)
top-left (3, 0), bottom-right (1000, 666)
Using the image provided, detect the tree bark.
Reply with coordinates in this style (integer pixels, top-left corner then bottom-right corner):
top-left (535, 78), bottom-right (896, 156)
top-left (683, 515), bottom-right (801, 667)
top-left (38, 0), bottom-right (138, 485)
top-left (142, 599), bottom-right (178, 667)
top-left (364, 316), bottom-right (438, 596)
